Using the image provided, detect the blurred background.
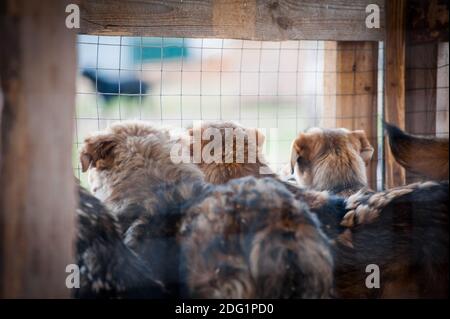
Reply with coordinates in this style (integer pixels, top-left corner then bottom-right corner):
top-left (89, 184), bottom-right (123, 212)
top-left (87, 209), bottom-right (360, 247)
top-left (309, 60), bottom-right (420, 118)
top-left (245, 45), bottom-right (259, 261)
top-left (74, 35), bottom-right (387, 187)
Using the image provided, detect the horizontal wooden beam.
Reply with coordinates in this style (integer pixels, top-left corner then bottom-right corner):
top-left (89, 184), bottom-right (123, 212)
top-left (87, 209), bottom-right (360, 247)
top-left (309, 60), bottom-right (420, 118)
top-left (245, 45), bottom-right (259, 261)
top-left (79, 0), bottom-right (385, 41)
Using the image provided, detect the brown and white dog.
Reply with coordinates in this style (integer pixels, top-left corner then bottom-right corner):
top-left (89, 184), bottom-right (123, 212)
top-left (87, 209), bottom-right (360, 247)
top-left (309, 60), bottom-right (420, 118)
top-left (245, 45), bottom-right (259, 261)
top-left (80, 121), bottom-right (334, 299)
top-left (289, 127), bottom-right (374, 197)
top-left (287, 127), bottom-right (448, 298)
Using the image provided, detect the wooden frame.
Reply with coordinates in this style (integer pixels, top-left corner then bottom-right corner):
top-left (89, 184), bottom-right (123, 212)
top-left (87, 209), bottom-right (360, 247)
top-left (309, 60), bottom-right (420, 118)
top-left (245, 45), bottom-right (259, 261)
top-left (323, 41), bottom-right (379, 189)
top-left (0, 0), bottom-right (76, 298)
top-left (79, 0), bottom-right (385, 41)
top-left (0, 0), bottom-right (447, 298)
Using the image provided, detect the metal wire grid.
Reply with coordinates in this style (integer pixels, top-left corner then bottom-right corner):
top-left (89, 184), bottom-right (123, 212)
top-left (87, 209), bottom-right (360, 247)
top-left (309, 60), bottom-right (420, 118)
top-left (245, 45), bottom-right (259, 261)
top-left (74, 35), bottom-right (383, 188)
top-left (436, 42), bottom-right (449, 138)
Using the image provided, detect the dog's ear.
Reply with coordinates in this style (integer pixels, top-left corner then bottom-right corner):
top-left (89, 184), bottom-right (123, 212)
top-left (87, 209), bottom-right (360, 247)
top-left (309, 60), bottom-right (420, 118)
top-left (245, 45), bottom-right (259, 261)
top-left (290, 138), bottom-right (300, 175)
top-left (80, 134), bottom-right (117, 172)
top-left (290, 133), bottom-right (314, 174)
top-left (350, 130), bottom-right (374, 166)
top-left (255, 128), bottom-right (265, 148)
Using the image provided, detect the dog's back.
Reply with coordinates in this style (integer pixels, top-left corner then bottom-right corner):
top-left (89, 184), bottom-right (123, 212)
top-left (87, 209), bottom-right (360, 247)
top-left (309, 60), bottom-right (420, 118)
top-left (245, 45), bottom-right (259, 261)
top-left (76, 185), bottom-right (168, 298)
top-left (337, 181), bottom-right (449, 298)
top-left (180, 177), bottom-right (334, 298)
top-left (385, 123), bottom-right (449, 181)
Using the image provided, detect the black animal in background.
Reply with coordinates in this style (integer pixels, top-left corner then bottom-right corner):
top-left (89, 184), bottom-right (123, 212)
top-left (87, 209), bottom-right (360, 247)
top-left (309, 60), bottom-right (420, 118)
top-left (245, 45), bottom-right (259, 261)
top-left (82, 69), bottom-right (149, 102)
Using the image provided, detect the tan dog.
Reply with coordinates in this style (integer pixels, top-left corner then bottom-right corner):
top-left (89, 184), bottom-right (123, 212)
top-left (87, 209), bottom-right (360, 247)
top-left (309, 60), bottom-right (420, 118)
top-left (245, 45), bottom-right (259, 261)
top-left (290, 128), bottom-right (374, 197)
top-left (80, 121), bottom-right (204, 215)
top-left (187, 121), bottom-right (275, 184)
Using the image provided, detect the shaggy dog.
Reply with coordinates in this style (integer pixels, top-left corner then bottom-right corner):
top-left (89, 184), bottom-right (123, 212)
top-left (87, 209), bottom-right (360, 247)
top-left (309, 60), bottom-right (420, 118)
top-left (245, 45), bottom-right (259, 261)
top-left (80, 121), bottom-right (334, 298)
top-left (76, 184), bottom-right (168, 298)
top-left (385, 122), bottom-right (449, 181)
top-left (289, 127), bottom-right (374, 197)
top-left (179, 177), bottom-right (333, 298)
top-left (186, 121), bottom-right (275, 184)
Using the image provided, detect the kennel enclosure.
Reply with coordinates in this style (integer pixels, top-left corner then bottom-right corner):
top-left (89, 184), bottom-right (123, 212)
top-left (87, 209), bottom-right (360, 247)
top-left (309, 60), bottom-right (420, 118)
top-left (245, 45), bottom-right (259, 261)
top-left (0, 0), bottom-right (448, 298)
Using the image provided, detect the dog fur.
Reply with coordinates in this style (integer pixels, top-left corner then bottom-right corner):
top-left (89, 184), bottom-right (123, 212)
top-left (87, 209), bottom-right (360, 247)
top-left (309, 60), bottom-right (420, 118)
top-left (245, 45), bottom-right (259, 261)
top-left (76, 184), bottom-right (168, 298)
top-left (187, 121), bottom-right (275, 184)
top-left (334, 181), bottom-right (449, 298)
top-left (385, 122), bottom-right (449, 181)
top-left (290, 127), bottom-right (374, 197)
top-left (183, 122), bottom-right (448, 298)
top-left (80, 121), bottom-right (334, 298)
top-left (180, 177), bottom-right (334, 298)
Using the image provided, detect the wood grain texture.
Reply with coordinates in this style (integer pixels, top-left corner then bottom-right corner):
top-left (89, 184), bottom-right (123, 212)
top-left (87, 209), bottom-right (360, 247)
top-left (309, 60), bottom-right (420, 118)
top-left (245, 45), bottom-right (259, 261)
top-left (405, 42), bottom-right (438, 183)
top-left (325, 42), bottom-right (379, 189)
top-left (0, 0), bottom-right (76, 298)
top-left (436, 42), bottom-right (449, 138)
top-left (384, 0), bottom-right (406, 188)
top-left (79, 0), bottom-right (385, 41)
top-left (405, 42), bottom-right (437, 136)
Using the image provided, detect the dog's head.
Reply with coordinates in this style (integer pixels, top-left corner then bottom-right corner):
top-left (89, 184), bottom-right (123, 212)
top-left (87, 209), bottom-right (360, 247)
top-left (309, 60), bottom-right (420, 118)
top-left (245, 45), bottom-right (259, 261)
top-left (80, 121), bottom-right (203, 203)
top-left (289, 128), bottom-right (374, 195)
top-left (187, 121), bottom-right (274, 184)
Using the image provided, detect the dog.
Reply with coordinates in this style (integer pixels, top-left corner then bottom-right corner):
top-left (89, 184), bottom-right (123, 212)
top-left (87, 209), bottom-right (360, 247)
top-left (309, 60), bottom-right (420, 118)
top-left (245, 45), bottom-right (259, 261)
top-left (385, 122), bottom-right (449, 181)
top-left (185, 122), bottom-right (448, 298)
top-left (76, 184), bottom-right (168, 298)
top-left (289, 127), bottom-right (374, 197)
top-left (186, 121), bottom-right (275, 184)
top-left (80, 121), bottom-right (334, 298)
top-left (334, 181), bottom-right (449, 298)
top-left (179, 177), bottom-right (334, 298)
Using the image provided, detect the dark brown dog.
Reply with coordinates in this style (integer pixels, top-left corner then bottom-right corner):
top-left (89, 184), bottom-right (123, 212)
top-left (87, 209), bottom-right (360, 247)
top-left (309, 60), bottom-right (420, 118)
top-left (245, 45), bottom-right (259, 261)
top-left (76, 184), bottom-right (168, 298)
top-left (385, 122), bottom-right (449, 181)
top-left (180, 177), bottom-right (334, 298)
top-left (80, 121), bottom-right (334, 298)
top-left (334, 181), bottom-right (449, 298)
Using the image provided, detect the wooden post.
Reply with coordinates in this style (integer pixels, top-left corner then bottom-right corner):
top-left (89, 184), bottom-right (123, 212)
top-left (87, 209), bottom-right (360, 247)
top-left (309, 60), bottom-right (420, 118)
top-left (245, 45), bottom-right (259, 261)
top-left (0, 0), bottom-right (76, 298)
top-left (336, 42), bottom-right (379, 190)
top-left (324, 42), bottom-right (379, 189)
top-left (384, 0), bottom-right (406, 188)
top-left (436, 42), bottom-right (449, 137)
top-left (405, 42), bottom-right (438, 183)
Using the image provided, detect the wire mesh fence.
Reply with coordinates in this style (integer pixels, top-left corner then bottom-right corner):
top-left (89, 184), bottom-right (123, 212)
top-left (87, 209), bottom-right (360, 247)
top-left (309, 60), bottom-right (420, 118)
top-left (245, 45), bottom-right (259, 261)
top-left (74, 35), bottom-right (387, 188)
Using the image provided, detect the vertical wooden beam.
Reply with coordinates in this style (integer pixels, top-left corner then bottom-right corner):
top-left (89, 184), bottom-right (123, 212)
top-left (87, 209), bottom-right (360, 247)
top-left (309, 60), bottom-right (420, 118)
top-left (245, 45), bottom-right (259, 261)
top-left (384, 0), bottom-right (406, 188)
top-left (405, 43), bottom-right (437, 137)
top-left (0, 0), bottom-right (76, 298)
top-left (336, 42), bottom-right (379, 190)
top-left (324, 42), bottom-right (379, 189)
top-left (405, 42), bottom-right (438, 183)
top-left (436, 42), bottom-right (449, 137)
